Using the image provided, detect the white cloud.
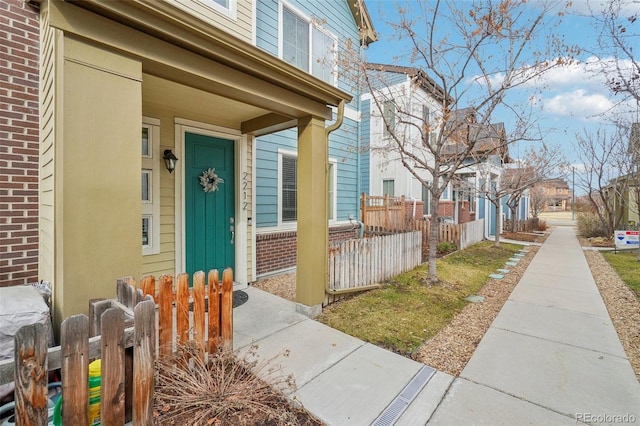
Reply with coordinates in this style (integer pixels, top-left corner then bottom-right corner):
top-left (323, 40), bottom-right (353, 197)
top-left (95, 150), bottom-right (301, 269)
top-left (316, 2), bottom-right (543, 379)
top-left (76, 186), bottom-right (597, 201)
top-left (542, 89), bottom-right (614, 118)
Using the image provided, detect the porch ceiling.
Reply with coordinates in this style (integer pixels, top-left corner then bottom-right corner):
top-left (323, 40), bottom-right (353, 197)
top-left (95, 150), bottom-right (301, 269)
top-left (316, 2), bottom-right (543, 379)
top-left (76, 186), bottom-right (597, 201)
top-left (142, 74), bottom-right (270, 130)
top-left (58, 0), bottom-right (351, 117)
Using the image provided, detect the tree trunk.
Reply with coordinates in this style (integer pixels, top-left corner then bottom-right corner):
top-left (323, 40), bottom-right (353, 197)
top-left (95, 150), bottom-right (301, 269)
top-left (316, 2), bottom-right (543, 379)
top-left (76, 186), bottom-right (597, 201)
top-left (427, 186), bottom-right (441, 283)
top-left (509, 205), bottom-right (518, 233)
top-left (493, 201), bottom-right (502, 247)
top-left (428, 195), bottom-right (440, 283)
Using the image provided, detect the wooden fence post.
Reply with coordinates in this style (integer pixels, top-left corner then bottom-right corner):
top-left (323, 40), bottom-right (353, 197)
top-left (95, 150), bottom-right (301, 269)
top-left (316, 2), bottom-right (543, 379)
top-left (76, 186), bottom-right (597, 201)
top-left (208, 269), bottom-right (221, 354)
top-left (14, 323), bottom-right (48, 426)
top-left (101, 308), bottom-right (125, 425)
top-left (159, 275), bottom-right (173, 357)
top-left (60, 315), bottom-right (89, 426)
top-left (193, 271), bottom-right (206, 356)
top-left (176, 273), bottom-right (190, 346)
top-left (221, 268), bottom-right (234, 350)
top-left (133, 299), bottom-right (156, 425)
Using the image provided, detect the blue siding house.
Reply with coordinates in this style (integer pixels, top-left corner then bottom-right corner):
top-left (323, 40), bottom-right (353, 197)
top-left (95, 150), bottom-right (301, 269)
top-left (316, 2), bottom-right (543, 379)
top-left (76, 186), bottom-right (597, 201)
top-left (254, 0), bottom-right (376, 277)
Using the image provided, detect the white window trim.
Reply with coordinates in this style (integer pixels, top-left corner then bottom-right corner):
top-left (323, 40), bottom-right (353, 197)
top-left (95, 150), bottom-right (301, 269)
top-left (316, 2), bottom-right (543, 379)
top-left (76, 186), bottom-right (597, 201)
top-left (328, 159), bottom-right (338, 224)
top-left (382, 178), bottom-right (395, 197)
top-left (278, 0), bottom-right (338, 85)
top-left (277, 148), bottom-right (337, 227)
top-left (198, 0), bottom-right (237, 20)
top-left (142, 117), bottom-right (161, 256)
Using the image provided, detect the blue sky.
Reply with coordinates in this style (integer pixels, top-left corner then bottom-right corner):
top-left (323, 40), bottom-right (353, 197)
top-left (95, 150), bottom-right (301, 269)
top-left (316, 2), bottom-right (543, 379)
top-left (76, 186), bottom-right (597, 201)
top-left (360, 0), bottom-right (639, 188)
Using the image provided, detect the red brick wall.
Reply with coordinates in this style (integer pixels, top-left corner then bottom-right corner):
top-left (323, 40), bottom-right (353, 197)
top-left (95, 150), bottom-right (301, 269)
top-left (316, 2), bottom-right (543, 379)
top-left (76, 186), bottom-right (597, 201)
top-left (0, 0), bottom-right (40, 287)
top-left (458, 201), bottom-right (471, 223)
top-left (438, 201), bottom-right (454, 218)
top-left (404, 200), bottom-right (424, 219)
top-left (255, 225), bottom-right (359, 277)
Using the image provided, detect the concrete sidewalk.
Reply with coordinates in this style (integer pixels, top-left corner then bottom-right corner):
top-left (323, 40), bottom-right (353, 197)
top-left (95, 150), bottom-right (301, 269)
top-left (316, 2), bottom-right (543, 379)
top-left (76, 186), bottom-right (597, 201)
top-left (234, 225), bottom-right (640, 425)
top-left (430, 226), bottom-right (640, 425)
top-left (233, 288), bottom-right (454, 425)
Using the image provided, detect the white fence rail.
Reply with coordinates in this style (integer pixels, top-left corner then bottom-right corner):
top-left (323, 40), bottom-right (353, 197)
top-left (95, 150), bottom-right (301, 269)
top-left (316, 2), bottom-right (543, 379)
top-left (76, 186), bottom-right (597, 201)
top-left (328, 231), bottom-right (422, 292)
top-left (459, 219), bottom-right (485, 249)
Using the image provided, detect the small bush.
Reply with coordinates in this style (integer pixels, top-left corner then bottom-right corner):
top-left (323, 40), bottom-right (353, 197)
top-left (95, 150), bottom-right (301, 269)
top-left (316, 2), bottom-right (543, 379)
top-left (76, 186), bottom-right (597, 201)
top-left (153, 343), bottom-right (317, 425)
top-left (537, 220), bottom-right (548, 232)
top-left (576, 212), bottom-right (609, 238)
top-left (437, 241), bottom-right (457, 254)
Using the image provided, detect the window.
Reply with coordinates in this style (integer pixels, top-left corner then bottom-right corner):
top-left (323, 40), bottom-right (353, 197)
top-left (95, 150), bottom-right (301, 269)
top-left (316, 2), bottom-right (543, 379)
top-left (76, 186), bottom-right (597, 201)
top-left (199, 0), bottom-right (237, 19)
top-left (278, 150), bottom-right (337, 225)
top-left (328, 161), bottom-right (336, 221)
top-left (422, 105), bottom-right (430, 126)
top-left (383, 101), bottom-right (395, 137)
top-left (281, 155), bottom-right (298, 222)
top-left (443, 185), bottom-right (450, 200)
top-left (281, 3), bottom-right (336, 84)
top-left (142, 118), bottom-right (160, 255)
top-left (382, 179), bottom-right (395, 197)
top-left (422, 184), bottom-right (431, 215)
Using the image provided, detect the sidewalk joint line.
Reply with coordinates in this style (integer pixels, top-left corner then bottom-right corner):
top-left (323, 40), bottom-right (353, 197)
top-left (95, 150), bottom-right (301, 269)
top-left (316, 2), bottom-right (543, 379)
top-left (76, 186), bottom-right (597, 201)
top-left (491, 327), bottom-right (630, 360)
top-left (456, 377), bottom-right (584, 423)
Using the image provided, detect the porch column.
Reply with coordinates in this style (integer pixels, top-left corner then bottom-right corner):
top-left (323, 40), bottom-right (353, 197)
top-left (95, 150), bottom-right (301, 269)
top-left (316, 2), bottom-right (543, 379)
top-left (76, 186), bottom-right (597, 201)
top-left (46, 34), bottom-right (142, 329)
top-left (296, 116), bottom-right (327, 315)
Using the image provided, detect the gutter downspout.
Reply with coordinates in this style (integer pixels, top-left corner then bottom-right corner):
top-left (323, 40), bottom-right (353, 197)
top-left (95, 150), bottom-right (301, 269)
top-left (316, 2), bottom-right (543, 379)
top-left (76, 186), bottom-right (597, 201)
top-left (325, 101), bottom-right (381, 295)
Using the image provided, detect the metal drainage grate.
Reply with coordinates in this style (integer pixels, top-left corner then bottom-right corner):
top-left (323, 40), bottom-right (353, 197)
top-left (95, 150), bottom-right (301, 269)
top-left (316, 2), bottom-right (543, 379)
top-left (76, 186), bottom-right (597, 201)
top-left (371, 365), bottom-right (435, 426)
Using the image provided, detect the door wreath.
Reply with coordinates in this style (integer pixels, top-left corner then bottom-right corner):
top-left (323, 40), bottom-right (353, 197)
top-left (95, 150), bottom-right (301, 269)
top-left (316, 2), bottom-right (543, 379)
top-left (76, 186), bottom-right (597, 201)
top-left (199, 168), bottom-right (224, 193)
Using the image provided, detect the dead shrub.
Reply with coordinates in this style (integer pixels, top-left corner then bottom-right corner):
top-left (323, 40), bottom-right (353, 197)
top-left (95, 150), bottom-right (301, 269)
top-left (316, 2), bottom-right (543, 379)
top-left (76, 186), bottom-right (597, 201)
top-left (576, 212), bottom-right (609, 238)
top-left (153, 342), bottom-right (316, 425)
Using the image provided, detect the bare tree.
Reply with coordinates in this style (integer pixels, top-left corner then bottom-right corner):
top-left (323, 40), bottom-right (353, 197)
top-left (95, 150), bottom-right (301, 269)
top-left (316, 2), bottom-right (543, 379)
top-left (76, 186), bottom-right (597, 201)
top-left (574, 126), bottom-right (631, 236)
top-left (529, 185), bottom-right (549, 218)
top-left (504, 145), bottom-right (567, 233)
top-left (353, 0), bottom-right (575, 282)
top-left (593, 0), bottom-right (640, 103)
top-left (475, 144), bottom-right (566, 246)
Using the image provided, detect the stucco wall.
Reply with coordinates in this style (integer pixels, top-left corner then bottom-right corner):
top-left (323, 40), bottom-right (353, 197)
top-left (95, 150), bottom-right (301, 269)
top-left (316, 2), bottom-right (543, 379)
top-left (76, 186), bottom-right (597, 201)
top-left (48, 35), bottom-right (142, 325)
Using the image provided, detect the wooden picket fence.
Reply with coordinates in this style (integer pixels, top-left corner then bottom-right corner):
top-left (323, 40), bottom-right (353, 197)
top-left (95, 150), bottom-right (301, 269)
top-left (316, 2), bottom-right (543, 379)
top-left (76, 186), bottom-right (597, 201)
top-left (328, 231), bottom-right (422, 293)
top-left (406, 218), bottom-right (485, 249)
top-left (0, 268), bottom-right (233, 425)
top-left (503, 217), bottom-right (540, 233)
top-left (137, 268), bottom-right (234, 357)
top-left (361, 193), bottom-right (407, 232)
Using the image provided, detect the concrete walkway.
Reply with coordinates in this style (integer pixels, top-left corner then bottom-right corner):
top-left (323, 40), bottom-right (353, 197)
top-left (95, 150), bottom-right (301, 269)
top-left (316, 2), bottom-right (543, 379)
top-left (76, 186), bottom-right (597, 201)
top-left (430, 226), bottom-right (640, 425)
top-left (234, 225), bottom-right (640, 425)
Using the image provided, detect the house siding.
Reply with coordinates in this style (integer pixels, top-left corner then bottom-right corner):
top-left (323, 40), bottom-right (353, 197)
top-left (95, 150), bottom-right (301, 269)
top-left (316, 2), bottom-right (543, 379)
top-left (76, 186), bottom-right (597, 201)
top-left (253, 0), bottom-right (363, 277)
top-left (38, 3), bottom-right (56, 289)
top-left (167, 0), bottom-right (253, 43)
top-left (360, 98), bottom-right (370, 196)
top-left (1, 0), bottom-right (40, 287)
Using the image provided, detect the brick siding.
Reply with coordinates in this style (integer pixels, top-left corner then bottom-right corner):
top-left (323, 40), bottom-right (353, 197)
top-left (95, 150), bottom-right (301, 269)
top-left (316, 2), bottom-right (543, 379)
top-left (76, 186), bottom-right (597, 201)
top-left (255, 225), bottom-right (359, 277)
top-left (0, 0), bottom-right (40, 287)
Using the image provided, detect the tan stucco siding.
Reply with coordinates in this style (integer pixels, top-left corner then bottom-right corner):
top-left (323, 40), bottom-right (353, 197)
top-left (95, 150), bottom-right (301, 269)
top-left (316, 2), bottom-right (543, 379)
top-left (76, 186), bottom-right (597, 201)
top-left (166, 0), bottom-right (253, 43)
top-left (51, 36), bottom-right (142, 324)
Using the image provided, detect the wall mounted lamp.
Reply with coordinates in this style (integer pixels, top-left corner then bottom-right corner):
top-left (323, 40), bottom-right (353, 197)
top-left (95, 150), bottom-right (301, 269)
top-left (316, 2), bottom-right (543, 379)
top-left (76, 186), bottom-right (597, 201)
top-left (163, 149), bottom-right (178, 173)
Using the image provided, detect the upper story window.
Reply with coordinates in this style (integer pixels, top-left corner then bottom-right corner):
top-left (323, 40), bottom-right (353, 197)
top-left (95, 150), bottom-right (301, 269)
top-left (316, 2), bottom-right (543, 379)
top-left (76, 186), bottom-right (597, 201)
top-left (382, 179), bottom-right (395, 197)
top-left (199, 0), bottom-right (237, 19)
top-left (280, 3), bottom-right (337, 85)
top-left (383, 101), bottom-right (396, 137)
top-left (423, 105), bottom-right (431, 126)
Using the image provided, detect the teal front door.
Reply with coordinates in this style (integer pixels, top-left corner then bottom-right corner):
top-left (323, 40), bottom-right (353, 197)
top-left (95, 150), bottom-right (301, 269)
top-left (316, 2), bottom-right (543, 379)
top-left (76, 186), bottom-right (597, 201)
top-left (185, 132), bottom-right (235, 277)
